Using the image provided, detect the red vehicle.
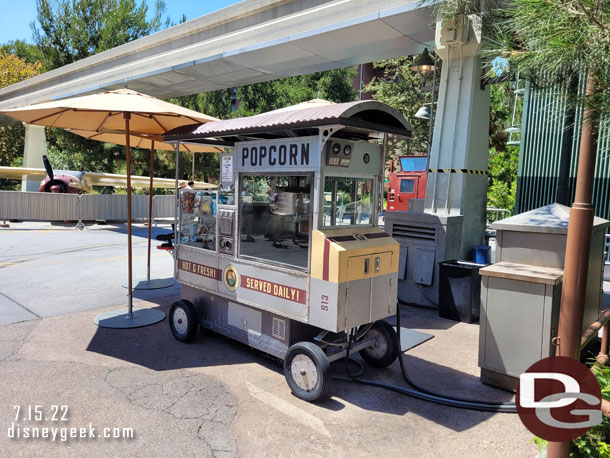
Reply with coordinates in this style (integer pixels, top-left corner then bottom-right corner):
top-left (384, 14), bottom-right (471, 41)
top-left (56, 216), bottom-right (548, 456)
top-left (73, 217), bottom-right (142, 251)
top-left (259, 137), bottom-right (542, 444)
top-left (386, 156), bottom-right (427, 211)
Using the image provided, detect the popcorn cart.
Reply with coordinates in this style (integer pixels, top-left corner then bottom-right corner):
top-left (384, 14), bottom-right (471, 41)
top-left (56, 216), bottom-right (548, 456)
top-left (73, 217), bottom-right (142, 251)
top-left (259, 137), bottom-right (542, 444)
top-left (164, 100), bottom-right (412, 401)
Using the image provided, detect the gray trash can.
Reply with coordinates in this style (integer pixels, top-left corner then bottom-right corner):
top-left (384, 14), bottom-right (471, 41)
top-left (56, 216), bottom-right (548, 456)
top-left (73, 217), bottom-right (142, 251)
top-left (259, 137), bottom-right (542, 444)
top-left (438, 260), bottom-right (484, 323)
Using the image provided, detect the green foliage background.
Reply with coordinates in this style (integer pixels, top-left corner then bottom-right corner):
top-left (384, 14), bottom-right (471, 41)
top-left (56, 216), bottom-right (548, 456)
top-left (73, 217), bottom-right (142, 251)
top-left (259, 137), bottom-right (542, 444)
top-left (0, 51), bottom-right (43, 189)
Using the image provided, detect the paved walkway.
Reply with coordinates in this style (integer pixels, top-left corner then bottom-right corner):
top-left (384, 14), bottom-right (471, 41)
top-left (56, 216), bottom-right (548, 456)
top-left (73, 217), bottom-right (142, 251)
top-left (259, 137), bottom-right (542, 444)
top-left (2, 222), bottom-right (605, 456)
top-left (0, 221), bottom-right (178, 325)
top-left (0, 297), bottom-right (534, 457)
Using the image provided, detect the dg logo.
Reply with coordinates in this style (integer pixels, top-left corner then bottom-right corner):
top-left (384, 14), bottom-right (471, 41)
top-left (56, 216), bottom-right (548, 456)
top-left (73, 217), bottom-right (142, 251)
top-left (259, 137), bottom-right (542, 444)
top-left (517, 356), bottom-right (602, 442)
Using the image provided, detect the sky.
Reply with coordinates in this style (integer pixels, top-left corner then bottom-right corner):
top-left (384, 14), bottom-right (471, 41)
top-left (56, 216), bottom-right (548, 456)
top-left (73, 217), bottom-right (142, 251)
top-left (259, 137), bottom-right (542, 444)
top-left (0, 0), bottom-right (243, 44)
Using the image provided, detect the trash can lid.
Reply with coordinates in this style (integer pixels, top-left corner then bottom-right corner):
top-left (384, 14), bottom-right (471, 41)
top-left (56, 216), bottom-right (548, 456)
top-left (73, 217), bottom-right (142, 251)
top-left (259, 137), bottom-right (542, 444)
top-left (492, 203), bottom-right (609, 234)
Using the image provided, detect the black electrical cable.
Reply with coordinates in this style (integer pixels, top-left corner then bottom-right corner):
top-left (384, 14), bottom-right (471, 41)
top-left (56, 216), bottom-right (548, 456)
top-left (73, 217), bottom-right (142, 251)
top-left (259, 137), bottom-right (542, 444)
top-left (338, 356), bottom-right (365, 378)
top-left (398, 294), bottom-right (437, 310)
top-left (394, 304), bottom-right (517, 411)
top-left (343, 328), bottom-right (359, 381)
top-left (332, 306), bottom-right (517, 413)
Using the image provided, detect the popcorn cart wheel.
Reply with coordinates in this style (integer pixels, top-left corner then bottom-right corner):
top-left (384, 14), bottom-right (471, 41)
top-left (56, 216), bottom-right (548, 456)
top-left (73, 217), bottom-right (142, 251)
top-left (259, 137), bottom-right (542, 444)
top-left (169, 299), bottom-right (198, 342)
top-left (283, 341), bottom-right (331, 401)
top-left (358, 321), bottom-right (399, 368)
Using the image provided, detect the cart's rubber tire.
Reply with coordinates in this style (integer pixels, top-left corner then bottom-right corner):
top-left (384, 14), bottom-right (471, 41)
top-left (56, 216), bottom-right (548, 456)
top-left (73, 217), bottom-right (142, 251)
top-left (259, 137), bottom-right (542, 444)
top-left (284, 342), bottom-right (331, 402)
top-left (359, 320), bottom-right (399, 368)
top-left (169, 299), bottom-right (198, 342)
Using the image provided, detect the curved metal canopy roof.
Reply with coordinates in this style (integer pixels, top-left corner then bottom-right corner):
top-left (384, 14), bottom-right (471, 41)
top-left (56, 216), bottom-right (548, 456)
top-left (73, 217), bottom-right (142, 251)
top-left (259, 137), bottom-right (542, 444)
top-left (164, 100), bottom-right (412, 146)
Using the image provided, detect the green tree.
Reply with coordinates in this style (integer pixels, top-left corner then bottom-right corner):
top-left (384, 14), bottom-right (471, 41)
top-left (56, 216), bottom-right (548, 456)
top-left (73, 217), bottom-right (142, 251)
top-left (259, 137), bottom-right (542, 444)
top-left (486, 79), bottom-right (520, 213)
top-left (0, 51), bottom-right (43, 89)
top-left (435, 0), bottom-right (610, 126)
top-left (27, 0), bottom-right (171, 181)
top-left (1, 40), bottom-right (47, 70)
top-left (169, 68), bottom-right (357, 182)
top-left (0, 52), bottom-right (43, 189)
top-left (32, 0), bottom-right (169, 70)
top-left (499, 0), bottom-right (610, 121)
top-left (171, 90), bottom-right (233, 120)
top-left (362, 57), bottom-right (431, 160)
top-left (435, 2), bottom-right (610, 455)
top-left (234, 68), bottom-right (357, 116)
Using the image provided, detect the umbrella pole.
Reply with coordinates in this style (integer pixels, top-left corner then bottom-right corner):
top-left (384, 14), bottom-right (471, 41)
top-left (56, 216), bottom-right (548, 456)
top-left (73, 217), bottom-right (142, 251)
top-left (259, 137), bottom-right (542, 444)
top-left (125, 138), bottom-right (174, 292)
top-left (93, 126), bottom-right (166, 328)
top-left (147, 140), bottom-right (154, 284)
top-left (124, 112), bottom-right (133, 318)
top-left (174, 143), bottom-right (180, 279)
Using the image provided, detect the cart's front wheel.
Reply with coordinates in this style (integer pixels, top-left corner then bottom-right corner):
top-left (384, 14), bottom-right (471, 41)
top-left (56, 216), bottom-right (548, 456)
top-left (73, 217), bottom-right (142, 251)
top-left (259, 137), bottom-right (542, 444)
top-left (284, 342), bottom-right (331, 402)
top-left (359, 320), bottom-right (399, 368)
top-left (169, 299), bottom-right (198, 342)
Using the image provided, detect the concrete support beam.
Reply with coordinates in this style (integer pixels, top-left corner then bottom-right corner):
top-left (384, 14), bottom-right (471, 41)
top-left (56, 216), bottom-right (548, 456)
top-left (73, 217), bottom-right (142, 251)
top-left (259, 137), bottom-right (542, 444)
top-left (384, 15), bottom-right (490, 307)
top-left (424, 15), bottom-right (489, 258)
top-left (21, 124), bottom-right (47, 192)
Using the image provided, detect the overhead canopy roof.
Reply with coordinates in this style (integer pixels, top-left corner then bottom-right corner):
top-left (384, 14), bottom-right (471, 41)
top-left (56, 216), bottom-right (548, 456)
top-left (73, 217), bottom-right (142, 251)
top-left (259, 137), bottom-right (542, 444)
top-left (0, 0), bottom-right (435, 110)
top-left (164, 100), bottom-right (412, 146)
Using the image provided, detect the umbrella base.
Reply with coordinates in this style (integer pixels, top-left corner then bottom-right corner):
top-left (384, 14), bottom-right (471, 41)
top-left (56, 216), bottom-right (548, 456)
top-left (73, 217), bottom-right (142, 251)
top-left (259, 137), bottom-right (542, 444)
top-left (121, 278), bottom-right (176, 290)
top-left (94, 308), bottom-right (166, 328)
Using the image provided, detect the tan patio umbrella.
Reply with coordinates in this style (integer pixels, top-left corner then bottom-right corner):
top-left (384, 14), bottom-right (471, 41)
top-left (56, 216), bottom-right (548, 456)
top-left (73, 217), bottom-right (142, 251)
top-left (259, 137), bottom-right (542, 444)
top-left (1, 88), bottom-right (219, 328)
top-left (68, 129), bottom-right (221, 153)
top-left (69, 128), bottom-right (222, 293)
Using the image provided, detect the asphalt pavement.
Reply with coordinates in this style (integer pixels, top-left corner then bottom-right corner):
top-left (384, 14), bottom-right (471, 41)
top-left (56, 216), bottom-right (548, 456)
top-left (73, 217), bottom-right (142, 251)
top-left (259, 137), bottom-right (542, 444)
top-left (1, 221), bottom-right (606, 457)
top-left (0, 221), bottom-right (178, 325)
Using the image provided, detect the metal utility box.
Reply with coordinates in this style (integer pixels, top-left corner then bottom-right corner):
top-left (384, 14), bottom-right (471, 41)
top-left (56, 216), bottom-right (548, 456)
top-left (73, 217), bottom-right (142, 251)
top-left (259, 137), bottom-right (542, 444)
top-left (478, 262), bottom-right (563, 391)
top-left (164, 100), bottom-right (412, 402)
top-left (384, 211), bottom-right (463, 307)
top-left (493, 203), bottom-right (609, 333)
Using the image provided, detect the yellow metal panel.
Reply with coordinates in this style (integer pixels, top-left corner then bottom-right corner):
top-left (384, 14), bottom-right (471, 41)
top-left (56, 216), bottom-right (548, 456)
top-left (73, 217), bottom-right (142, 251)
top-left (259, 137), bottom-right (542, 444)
top-left (371, 251), bottom-right (394, 277)
top-left (310, 228), bottom-right (399, 284)
top-left (338, 249), bottom-right (397, 283)
top-left (310, 230), bottom-right (327, 280)
top-left (346, 255), bottom-right (370, 282)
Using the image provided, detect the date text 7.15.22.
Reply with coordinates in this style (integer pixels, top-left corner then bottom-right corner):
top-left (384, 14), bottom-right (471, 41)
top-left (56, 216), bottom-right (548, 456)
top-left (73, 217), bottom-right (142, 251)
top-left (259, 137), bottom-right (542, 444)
top-left (13, 405), bottom-right (69, 422)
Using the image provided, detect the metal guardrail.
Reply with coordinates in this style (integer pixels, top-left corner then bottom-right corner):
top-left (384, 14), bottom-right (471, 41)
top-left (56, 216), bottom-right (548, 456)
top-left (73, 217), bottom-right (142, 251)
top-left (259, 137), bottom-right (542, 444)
top-left (152, 195), bottom-right (176, 221)
top-left (0, 191), bottom-right (176, 225)
top-left (0, 191), bottom-right (80, 221)
top-left (486, 207), bottom-right (511, 226)
top-left (79, 194), bottom-right (153, 220)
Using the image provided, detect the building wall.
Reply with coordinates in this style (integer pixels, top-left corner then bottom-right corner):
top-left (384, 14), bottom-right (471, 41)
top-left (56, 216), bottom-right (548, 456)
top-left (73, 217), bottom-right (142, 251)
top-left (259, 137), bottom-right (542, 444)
top-left (352, 63), bottom-right (385, 100)
top-left (516, 77), bottom-right (610, 220)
